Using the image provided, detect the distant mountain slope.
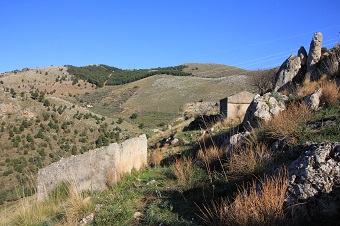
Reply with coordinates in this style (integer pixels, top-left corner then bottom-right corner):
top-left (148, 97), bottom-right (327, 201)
top-left (119, 73), bottom-right (253, 114)
top-left (0, 62), bottom-right (277, 204)
top-left (183, 63), bottom-right (247, 78)
top-left (67, 64), bottom-right (192, 87)
top-left (0, 68), bottom-right (141, 204)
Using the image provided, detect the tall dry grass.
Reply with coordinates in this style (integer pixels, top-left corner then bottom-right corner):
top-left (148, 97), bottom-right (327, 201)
top-left (296, 80), bottom-right (319, 99)
top-left (261, 102), bottom-right (312, 145)
top-left (227, 143), bottom-right (272, 178)
top-left (319, 79), bottom-right (340, 107)
top-left (199, 168), bottom-right (288, 226)
top-left (63, 188), bottom-right (93, 224)
top-left (173, 157), bottom-right (194, 184)
top-left (197, 146), bottom-right (225, 163)
top-left (2, 182), bottom-right (93, 225)
top-left (197, 146), bottom-right (228, 184)
top-left (297, 75), bottom-right (339, 107)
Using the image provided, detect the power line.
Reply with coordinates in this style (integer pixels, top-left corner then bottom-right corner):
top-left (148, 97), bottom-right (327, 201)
top-left (194, 39), bottom-right (339, 76)
top-left (183, 25), bottom-right (340, 62)
top-left (140, 40), bottom-right (339, 104)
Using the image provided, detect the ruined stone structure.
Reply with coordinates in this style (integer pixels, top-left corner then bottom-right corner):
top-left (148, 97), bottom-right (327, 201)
top-left (183, 101), bottom-right (219, 116)
top-left (220, 91), bottom-right (255, 120)
top-left (37, 134), bottom-right (147, 201)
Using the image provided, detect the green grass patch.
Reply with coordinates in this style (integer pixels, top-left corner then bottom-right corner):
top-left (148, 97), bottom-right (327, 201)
top-left (298, 103), bottom-right (340, 143)
top-left (93, 166), bottom-right (209, 225)
top-left (134, 112), bottom-right (180, 129)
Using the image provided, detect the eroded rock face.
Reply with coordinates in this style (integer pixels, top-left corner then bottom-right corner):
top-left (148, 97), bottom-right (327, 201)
top-left (242, 92), bottom-right (288, 130)
top-left (307, 32), bottom-right (323, 73)
top-left (274, 55), bottom-right (302, 92)
top-left (273, 32), bottom-right (325, 92)
top-left (229, 131), bottom-right (250, 146)
top-left (284, 142), bottom-right (340, 224)
top-left (298, 46), bottom-right (308, 66)
top-left (304, 88), bottom-right (323, 110)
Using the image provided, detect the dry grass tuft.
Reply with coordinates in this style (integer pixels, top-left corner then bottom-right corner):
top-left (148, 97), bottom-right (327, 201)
top-left (319, 79), bottom-right (340, 107)
top-left (297, 75), bottom-right (339, 107)
top-left (261, 102), bottom-right (312, 145)
top-left (5, 183), bottom-right (93, 225)
top-left (227, 143), bottom-right (271, 178)
top-left (197, 146), bottom-right (225, 163)
top-left (63, 188), bottom-right (93, 223)
top-left (199, 168), bottom-right (288, 226)
top-left (173, 157), bottom-right (194, 184)
top-left (297, 80), bottom-right (319, 99)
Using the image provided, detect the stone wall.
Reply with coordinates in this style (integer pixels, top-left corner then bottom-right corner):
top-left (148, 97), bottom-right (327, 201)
top-left (184, 101), bottom-right (218, 115)
top-left (37, 134), bottom-right (147, 201)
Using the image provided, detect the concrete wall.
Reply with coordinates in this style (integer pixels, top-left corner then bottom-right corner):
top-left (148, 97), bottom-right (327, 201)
top-left (228, 91), bottom-right (255, 104)
top-left (227, 103), bottom-right (251, 121)
top-left (220, 91), bottom-right (255, 120)
top-left (37, 134), bottom-right (147, 201)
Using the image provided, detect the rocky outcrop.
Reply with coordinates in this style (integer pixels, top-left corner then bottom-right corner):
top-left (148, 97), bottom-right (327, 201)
top-left (307, 32), bottom-right (323, 73)
top-left (229, 131), bottom-right (250, 146)
top-left (273, 46), bottom-right (307, 92)
top-left (298, 46), bottom-right (308, 66)
top-left (220, 131), bottom-right (251, 157)
top-left (273, 32), bottom-right (325, 91)
top-left (284, 142), bottom-right (340, 224)
top-left (317, 42), bottom-right (340, 79)
top-left (242, 92), bottom-right (288, 130)
top-left (304, 88), bottom-right (323, 110)
top-left (274, 55), bottom-right (302, 92)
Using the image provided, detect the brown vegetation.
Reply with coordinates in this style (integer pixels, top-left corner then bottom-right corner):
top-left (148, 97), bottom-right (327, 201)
top-left (227, 143), bottom-right (272, 178)
top-left (173, 157), bottom-right (194, 184)
top-left (199, 168), bottom-right (288, 226)
top-left (250, 68), bottom-right (277, 95)
top-left (261, 102), bottom-right (312, 145)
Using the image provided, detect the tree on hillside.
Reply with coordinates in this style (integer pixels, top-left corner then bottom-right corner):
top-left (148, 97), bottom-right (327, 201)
top-left (250, 69), bottom-right (276, 95)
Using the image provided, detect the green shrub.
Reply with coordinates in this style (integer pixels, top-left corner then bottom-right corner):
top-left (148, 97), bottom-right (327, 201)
top-left (130, 113), bottom-right (138, 119)
top-left (117, 117), bottom-right (123, 124)
top-left (3, 169), bottom-right (13, 176)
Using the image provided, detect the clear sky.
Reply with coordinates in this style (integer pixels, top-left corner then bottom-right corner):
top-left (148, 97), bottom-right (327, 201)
top-left (1, 0), bottom-right (339, 72)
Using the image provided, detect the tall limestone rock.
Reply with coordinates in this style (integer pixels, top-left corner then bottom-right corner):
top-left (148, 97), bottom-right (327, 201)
top-left (298, 46), bottom-right (308, 66)
top-left (273, 53), bottom-right (303, 92)
top-left (307, 32), bottom-right (323, 73)
top-left (273, 32), bottom-right (324, 92)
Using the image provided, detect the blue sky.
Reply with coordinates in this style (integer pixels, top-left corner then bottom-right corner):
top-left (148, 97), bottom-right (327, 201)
top-left (1, 0), bottom-right (339, 72)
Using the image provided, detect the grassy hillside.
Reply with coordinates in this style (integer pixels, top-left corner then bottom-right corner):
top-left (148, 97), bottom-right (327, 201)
top-left (121, 74), bottom-right (253, 114)
top-left (1, 60), bottom-right (339, 225)
top-left (0, 62), bottom-right (275, 207)
top-left (2, 90), bottom-right (338, 225)
top-left (183, 63), bottom-right (247, 78)
top-left (0, 68), bottom-right (143, 204)
top-left (67, 64), bottom-right (192, 87)
top-left (64, 63), bottom-right (260, 129)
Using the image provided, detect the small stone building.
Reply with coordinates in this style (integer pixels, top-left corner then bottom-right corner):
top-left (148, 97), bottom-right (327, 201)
top-left (220, 91), bottom-right (255, 120)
